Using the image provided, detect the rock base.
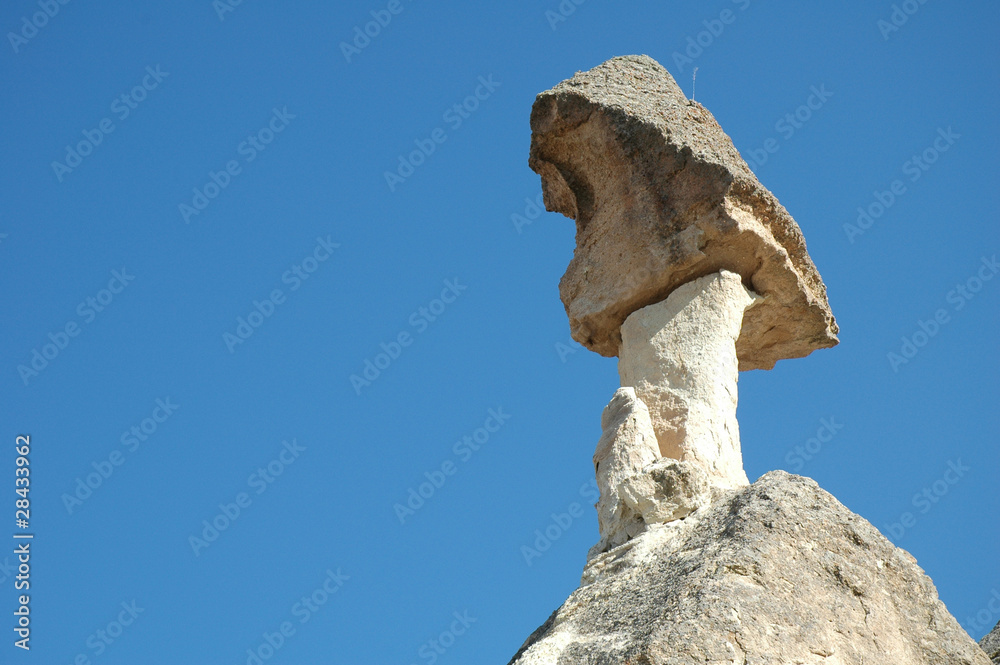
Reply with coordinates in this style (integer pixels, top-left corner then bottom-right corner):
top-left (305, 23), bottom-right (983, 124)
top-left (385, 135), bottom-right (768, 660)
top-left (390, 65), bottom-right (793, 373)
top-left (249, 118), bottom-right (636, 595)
top-left (509, 472), bottom-right (990, 665)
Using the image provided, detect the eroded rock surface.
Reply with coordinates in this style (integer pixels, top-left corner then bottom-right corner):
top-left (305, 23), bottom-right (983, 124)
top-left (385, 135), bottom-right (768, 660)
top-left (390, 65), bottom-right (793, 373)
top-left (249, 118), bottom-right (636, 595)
top-left (509, 472), bottom-right (990, 665)
top-left (589, 387), bottom-right (713, 559)
top-left (590, 387), bottom-right (660, 556)
top-left (619, 457), bottom-right (711, 528)
top-left (529, 54), bottom-right (838, 369)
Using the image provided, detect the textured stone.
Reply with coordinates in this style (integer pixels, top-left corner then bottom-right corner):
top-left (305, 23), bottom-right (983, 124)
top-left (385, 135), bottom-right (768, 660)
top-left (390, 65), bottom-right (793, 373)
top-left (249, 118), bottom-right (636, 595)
top-left (619, 270), bottom-right (757, 488)
top-left (589, 389), bottom-right (715, 560)
top-left (982, 620), bottom-right (1000, 664)
top-left (508, 472), bottom-right (989, 665)
top-left (529, 54), bottom-right (838, 369)
top-left (590, 387), bottom-right (660, 557)
top-left (619, 457), bottom-right (711, 527)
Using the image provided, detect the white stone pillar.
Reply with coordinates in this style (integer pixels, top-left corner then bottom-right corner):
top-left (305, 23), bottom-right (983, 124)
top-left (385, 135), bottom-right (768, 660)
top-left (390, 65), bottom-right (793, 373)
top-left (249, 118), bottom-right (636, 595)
top-left (618, 270), bottom-right (760, 489)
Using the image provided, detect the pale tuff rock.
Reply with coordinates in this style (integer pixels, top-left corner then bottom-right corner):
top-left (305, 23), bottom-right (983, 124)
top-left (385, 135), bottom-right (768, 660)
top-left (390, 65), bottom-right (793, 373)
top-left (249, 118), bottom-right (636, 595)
top-left (589, 388), bottom-right (712, 559)
top-left (590, 388), bottom-right (659, 556)
top-left (618, 457), bottom-right (711, 528)
top-left (982, 621), bottom-right (1000, 664)
top-left (509, 472), bottom-right (991, 665)
top-left (618, 270), bottom-right (758, 489)
top-left (529, 54), bottom-right (838, 369)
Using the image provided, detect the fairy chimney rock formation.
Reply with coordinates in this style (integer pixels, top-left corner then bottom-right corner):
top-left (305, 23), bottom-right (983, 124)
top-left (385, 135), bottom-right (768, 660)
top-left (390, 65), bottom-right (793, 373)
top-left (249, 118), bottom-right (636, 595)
top-left (509, 55), bottom-right (988, 664)
top-left (531, 54), bottom-right (838, 491)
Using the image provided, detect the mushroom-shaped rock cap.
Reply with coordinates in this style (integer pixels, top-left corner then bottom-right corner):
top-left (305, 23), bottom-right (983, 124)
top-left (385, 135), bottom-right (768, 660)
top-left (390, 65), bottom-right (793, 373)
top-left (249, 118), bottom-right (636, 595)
top-left (529, 55), bottom-right (838, 370)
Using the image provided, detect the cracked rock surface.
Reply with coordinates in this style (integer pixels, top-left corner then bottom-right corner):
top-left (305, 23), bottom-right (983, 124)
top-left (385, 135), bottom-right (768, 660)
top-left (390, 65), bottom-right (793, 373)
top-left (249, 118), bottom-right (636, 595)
top-left (508, 471), bottom-right (989, 665)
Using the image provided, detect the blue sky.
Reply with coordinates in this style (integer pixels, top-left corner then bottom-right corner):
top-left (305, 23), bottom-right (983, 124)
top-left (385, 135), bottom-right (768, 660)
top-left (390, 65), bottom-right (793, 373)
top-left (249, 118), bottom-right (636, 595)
top-left (1, 1), bottom-right (998, 663)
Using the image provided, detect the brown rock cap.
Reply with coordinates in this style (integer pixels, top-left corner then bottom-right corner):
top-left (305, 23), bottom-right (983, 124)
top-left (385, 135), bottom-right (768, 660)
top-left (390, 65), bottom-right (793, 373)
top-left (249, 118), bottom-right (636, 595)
top-left (529, 55), bottom-right (838, 370)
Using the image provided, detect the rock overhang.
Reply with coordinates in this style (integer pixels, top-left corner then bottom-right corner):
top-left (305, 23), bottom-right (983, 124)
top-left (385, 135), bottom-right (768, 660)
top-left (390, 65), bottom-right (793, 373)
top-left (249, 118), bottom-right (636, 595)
top-left (528, 54), bottom-right (838, 370)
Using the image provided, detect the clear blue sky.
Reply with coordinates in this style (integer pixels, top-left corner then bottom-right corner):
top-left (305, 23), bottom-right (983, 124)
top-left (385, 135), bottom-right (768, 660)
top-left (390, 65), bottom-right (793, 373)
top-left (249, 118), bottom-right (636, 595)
top-left (2, 1), bottom-right (998, 663)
